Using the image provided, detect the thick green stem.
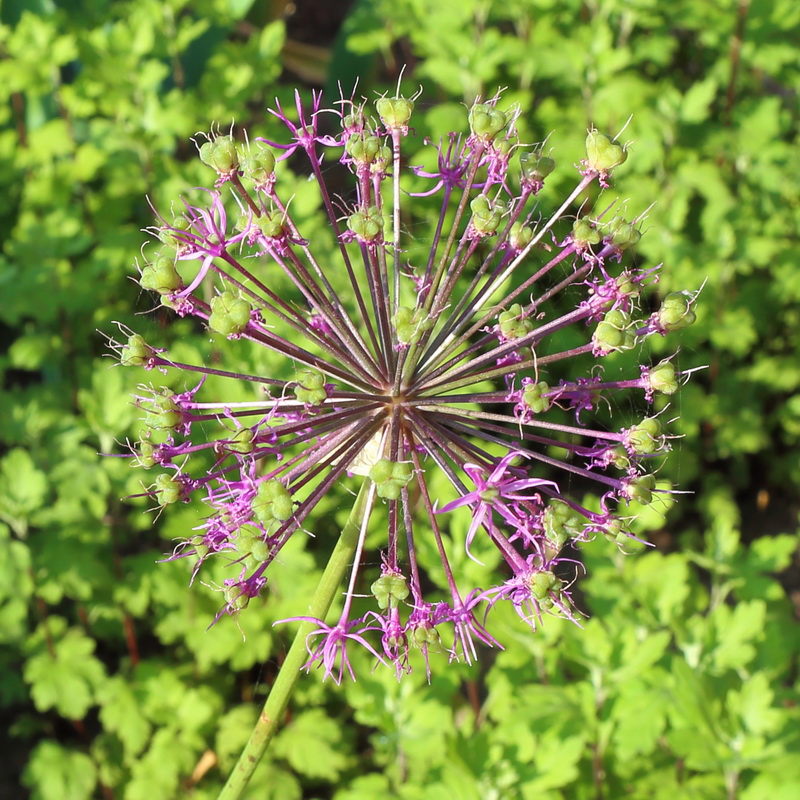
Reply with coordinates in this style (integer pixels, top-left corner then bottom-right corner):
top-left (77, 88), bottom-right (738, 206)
top-left (217, 480), bottom-right (372, 800)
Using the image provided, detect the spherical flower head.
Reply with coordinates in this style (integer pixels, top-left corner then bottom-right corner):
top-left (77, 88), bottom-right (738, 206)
top-left (112, 86), bottom-right (696, 681)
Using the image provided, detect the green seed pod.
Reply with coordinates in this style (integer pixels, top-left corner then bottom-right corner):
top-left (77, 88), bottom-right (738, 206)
top-left (199, 140), bottom-right (214, 167)
top-left (410, 625), bottom-right (440, 649)
top-left (625, 474), bottom-right (657, 504)
top-left (469, 103), bottom-right (508, 142)
top-left (370, 572), bottom-right (410, 610)
top-left (391, 461), bottom-right (413, 482)
top-left (498, 303), bottom-right (533, 340)
top-left (250, 537), bottom-right (270, 562)
top-left (140, 254), bottom-right (181, 294)
top-left (615, 271), bottom-right (640, 297)
top-left (299, 370), bottom-right (324, 390)
top-left (120, 333), bottom-right (155, 367)
top-left (371, 145), bottom-right (392, 175)
top-left (470, 195), bottom-right (504, 235)
top-left (259, 483), bottom-right (292, 521)
top-left (508, 221), bottom-right (533, 251)
top-left (522, 381), bottom-right (551, 414)
top-left (572, 217), bottom-right (602, 247)
top-left (543, 500), bottom-right (584, 549)
top-left (154, 473), bottom-right (183, 505)
top-left (369, 458), bottom-right (413, 500)
top-left (141, 390), bottom-right (182, 431)
top-left (376, 96), bottom-right (415, 129)
top-left (647, 360), bottom-right (679, 395)
top-left (602, 518), bottom-right (625, 543)
top-left (394, 306), bottom-right (413, 342)
top-left (191, 534), bottom-right (209, 559)
top-left (234, 593), bottom-right (251, 611)
top-left (271, 493), bottom-right (294, 522)
top-left (585, 130), bottom-right (628, 172)
top-left (235, 527), bottom-right (257, 556)
top-left (475, 484), bottom-right (498, 503)
top-left (294, 368), bottom-right (327, 405)
top-left (343, 111), bottom-right (365, 131)
top-left (394, 306), bottom-right (432, 346)
top-left (627, 417), bottom-right (663, 455)
top-left (133, 438), bottom-right (157, 469)
top-left (252, 478), bottom-right (294, 527)
top-left (530, 570), bottom-right (561, 601)
top-left (520, 151), bottom-right (555, 184)
top-left (242, 147), bottom-right (275, 188)
top-left (347, 206), bottom-right (384, 242)
top-left (346, 133), bottom-right (382, 164)
top-left (386, 632), bottom-right (406, 649)
top-left (493, 133), bottom-right (517, 157)
top-left (657, 292), bottom-right (696, 331)
top-left (158, 215), bottom-right (190, 250)
top-left (371, 581), bottom-right (389, 609)
top-left (223, 428), bottom-right (255, 455)
top-left (608, 445), bottom-right (631, 471)
top-left (387, 574), bottom-right (410, 601)
top-left (255, 211), bottom-right (286, 239)
top-left (605, 520), bottom-right (645, 551)
top-left (368, 458), bottom-right (392, 484)
top-left (599, 217), bottom-right (641, 251)
top-left (593, 309), bottom-right (635, 354)
top-left (224, 585), bottom-right (250, 612)
top-left (378, 483), bottom-right (402, 501)
top-left (209, 291), bottom-right (252, 336)
top-left (199, 135), bottom-right (240, 175)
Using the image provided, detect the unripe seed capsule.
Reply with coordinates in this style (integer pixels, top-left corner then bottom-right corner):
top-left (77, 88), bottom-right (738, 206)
top-left (585, 131), bottom-right (628, 172)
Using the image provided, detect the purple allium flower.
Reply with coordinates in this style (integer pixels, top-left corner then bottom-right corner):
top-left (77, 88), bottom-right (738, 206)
top-left (112, 88), bottom-right (697, 681)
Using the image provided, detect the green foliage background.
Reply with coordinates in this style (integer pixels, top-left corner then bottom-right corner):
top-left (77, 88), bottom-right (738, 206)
top-left (1, 0), bottom-right (798, 798)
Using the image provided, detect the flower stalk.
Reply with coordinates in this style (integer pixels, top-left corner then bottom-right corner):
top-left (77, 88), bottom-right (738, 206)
top-left (218, 481), bottom-right (373, 800)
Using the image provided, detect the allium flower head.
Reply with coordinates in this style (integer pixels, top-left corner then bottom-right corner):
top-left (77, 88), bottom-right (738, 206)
top-left (112, 88), bottom-right (696, 681)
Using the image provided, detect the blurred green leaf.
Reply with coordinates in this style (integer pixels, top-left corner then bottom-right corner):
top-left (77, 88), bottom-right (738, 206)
top-left (710, 600), bottom-right (765, 672)
top-left (21, 741), bottom-right (96, 800)
top-left (97, 676), bottom-right (152, 758)
top-left (273, 708), bottom-right (353, 780)
top-left (0, 448), bottom-right (49, 537)
top-left (611, 682), bottom-right (669, 759)
top-left (680, 78), bottom-right (719, 123)
top-left (24, 626), bottom-right (107, 718)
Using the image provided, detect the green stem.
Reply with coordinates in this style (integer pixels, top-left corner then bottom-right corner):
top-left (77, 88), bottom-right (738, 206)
top-left (217, 480), bottom-right (372, 800)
